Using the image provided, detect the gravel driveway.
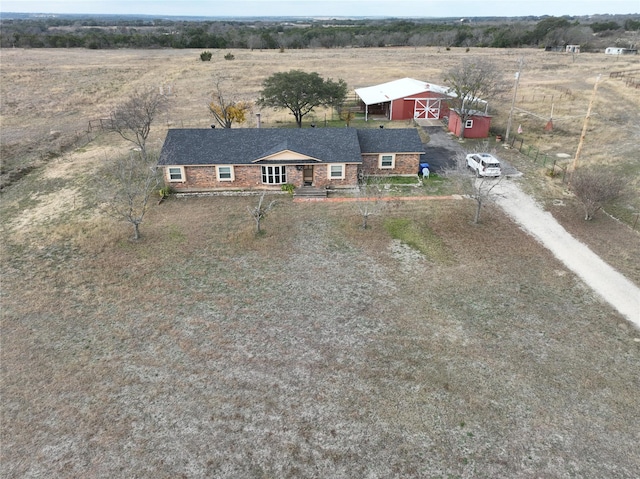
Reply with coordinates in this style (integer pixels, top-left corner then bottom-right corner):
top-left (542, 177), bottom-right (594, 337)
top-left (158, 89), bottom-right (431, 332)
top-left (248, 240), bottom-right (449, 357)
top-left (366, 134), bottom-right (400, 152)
top-left (422, 126), bottom-right (519, 176)
top-left (495, 180), bottom-right (640, 327)
top-left (421, 125), bottom-right (639, 327)
top-left (421, 126), bottom-right (466, 172)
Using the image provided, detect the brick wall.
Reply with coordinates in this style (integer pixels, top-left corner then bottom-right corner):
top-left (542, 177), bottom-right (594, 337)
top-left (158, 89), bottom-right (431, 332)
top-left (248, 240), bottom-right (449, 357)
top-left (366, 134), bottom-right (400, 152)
top-left (165, 158), bottom-right (416, 191)
top-left (361, 153), bottom-right (420, 176)
top-left (167, 165), bottom-right (259, 190)
top-left (315, 164), bottom-right (359, 188)
top-left (165, 163), bottom-right (361, 191)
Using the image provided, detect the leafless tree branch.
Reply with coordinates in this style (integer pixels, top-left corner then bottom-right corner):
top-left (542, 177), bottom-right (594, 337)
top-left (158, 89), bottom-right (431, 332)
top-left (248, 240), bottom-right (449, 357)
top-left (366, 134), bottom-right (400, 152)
top-left (247, 192), bottom-right (278, 234)
top-left (569, 168), bottom-right (627, 220)
top-left (109, 87), bottom-right (167, 159)
top-left (443, 152), bottom-right (503, 224)
top-left (96, 152), bottom-right (160, 240)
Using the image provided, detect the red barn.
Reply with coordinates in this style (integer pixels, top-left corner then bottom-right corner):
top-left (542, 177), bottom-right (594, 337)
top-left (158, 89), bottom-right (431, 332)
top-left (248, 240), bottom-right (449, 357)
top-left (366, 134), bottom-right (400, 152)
top-left (447, 109), bottom-right (492, 139)
top-left (355, 77), bottom-right (452, 121)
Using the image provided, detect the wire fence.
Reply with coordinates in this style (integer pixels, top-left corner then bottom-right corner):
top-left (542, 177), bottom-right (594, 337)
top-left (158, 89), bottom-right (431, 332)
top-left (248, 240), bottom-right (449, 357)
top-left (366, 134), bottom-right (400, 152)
top-left (610, 69), bottom-right (640, 89)
top-left (517, 92), bottom-right (572, 103)
top-left (505, 136), bottom-right (569, 182)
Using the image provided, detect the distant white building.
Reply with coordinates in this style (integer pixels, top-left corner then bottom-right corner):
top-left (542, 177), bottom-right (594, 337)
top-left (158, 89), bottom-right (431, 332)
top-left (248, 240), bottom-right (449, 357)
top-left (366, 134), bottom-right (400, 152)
top-left (566, 45), bottom-right (580, 53)
top-left (605, 47), bottom-right (638, 55)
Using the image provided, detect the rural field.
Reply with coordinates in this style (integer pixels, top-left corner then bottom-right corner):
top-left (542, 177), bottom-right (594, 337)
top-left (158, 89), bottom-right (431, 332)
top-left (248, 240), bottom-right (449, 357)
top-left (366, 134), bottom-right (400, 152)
top-left (1, 46), bottom-right (640, 477)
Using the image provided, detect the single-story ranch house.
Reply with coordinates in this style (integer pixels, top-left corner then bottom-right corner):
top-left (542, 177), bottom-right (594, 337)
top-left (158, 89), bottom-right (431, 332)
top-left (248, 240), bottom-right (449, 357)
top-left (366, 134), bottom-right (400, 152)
top-left (157, 127), bottom-right (425, 192)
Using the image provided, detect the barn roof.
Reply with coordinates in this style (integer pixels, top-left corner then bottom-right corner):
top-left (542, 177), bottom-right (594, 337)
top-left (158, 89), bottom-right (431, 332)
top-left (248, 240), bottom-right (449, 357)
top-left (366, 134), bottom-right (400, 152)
top-left (355, 77), bottom-right (451, 105)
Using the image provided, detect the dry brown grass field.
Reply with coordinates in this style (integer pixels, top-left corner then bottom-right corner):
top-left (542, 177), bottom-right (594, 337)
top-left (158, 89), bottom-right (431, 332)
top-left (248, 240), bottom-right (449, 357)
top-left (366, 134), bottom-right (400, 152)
top-left (1, 47), bottom-right (640, 478)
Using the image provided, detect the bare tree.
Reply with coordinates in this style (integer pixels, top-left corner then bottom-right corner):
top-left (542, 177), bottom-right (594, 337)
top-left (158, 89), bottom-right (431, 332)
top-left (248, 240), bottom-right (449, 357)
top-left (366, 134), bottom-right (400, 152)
top-left (109, 87), bottom-right (167, 159)
top-left (569, 168), bottom-right (626, 220)
top-left (444, 59), bottom-right (506, 139)
top-left (98, 152), bottom-right (160, 240)
top-left (444, 153), bottom-right (503, 224)
top-left (355, 175), bottom-right (388, 229)
top-left (247, 192), bottom-right (277, 234)
top-left (208, 76), bottom-right (252, 129)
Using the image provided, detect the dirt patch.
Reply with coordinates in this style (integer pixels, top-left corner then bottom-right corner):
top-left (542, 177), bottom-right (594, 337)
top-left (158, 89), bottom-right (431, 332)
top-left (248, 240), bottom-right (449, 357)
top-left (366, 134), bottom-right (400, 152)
top-left (9, 187), bottom-right (83, 233)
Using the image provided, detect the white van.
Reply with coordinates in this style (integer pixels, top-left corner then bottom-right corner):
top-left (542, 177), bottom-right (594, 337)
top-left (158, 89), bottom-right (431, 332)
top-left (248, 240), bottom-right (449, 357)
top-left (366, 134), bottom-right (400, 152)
top-left (466, 153), bottom-right (501, 177)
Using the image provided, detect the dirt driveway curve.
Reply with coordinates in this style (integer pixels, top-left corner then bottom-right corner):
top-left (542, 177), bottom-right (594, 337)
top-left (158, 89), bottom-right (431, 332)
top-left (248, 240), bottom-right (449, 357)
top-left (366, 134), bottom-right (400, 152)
top-left (495, 180), bottom-right (640, 328)
top-left (420, 124), bottom-right (639, 327)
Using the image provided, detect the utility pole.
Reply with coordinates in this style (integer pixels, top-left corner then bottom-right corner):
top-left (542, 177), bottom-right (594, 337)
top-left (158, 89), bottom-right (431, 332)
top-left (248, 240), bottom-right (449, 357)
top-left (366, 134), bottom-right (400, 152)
top-left (570, 74), bottom-right (601, 181)
top-left (505, 59), bottom-right (523, 143)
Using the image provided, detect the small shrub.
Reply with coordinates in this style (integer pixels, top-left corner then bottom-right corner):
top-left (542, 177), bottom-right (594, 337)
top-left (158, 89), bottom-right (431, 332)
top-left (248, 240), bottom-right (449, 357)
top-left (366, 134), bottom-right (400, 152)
top-left (158, 185), bottom-right (174, 199)
top-left (224, 52), bottom-right (235, 61)
top-left (281, 183), bottom-right (295, 195)
top-left (200, 51), bottom-right (213, 61)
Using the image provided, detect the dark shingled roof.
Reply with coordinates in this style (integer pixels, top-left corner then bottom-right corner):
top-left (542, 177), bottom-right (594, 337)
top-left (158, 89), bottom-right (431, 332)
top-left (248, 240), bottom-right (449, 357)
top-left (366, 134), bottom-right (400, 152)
top-left (159, 128), bottom-right (362, 166)
top-left (356, 128), bottom-right (425, 154)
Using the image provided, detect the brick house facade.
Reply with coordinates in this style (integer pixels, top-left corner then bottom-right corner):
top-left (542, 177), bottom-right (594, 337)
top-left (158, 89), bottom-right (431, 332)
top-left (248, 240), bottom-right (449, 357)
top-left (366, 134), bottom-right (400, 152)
top-left (158, 128), bottom-right (424, 192)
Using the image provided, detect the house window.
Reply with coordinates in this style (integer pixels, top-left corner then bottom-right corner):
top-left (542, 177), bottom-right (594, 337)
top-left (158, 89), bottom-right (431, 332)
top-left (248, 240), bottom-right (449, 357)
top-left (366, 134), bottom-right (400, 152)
top-left (261, 165), bottom-right (286, 184)
top-left (379, 154), bottom-right (395, 169)
top-left (465, 119), bottom-right (474, 129)
top-left (217, 165), bottom-right (234, 181)
top-left (168, 166), bottom-right (184, 182)
top-left (329, 164), bottom-right (345, 179)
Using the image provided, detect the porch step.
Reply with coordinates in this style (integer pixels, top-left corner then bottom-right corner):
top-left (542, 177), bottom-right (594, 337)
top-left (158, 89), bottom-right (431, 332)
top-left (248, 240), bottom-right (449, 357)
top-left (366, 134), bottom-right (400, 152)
top-left (293, 187), bottom-right (328, 198)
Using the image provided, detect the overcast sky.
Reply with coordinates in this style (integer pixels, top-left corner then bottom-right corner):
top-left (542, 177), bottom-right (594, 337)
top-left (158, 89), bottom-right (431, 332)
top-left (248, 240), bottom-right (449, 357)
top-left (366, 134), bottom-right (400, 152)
top-left (1, 0), bottom-right (638, 17)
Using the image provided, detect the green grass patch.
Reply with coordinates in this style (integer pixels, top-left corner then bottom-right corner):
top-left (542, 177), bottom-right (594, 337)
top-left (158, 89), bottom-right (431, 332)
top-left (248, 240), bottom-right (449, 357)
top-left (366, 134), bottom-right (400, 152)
top-left (163, 223), bottom-right (187, 244)
top-left (383, 216), bottom-right (453, 263)
top-left (421, 174), bottom-right (454, 195)
top-left (368, 176), bottom-right (419, 185)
